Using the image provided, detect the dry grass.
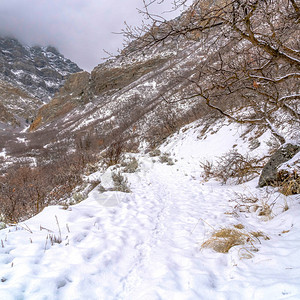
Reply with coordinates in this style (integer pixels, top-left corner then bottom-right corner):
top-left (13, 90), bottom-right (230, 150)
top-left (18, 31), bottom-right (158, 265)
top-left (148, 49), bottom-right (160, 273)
top-left (232, 192), bottom-right (277, 220)
top-left (278, 177), bottom-right (300, 196)
top-left (257, 200), bottom-right (274, 220)
top-left (234, 224), bottom-right (244, 229)
top-left (250, 231), bottom-right (270, 240)
top-left (201, 228), bottom-right (258, 253)
top-left (201, 225), bottom-right (271, 254)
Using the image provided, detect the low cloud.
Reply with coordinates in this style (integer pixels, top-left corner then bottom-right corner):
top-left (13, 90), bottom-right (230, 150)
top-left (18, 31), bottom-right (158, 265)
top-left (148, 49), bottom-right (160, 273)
top-left (0, 0), bottom-right (145, 71)
top-left (0, 0), bottom-right (185, 71)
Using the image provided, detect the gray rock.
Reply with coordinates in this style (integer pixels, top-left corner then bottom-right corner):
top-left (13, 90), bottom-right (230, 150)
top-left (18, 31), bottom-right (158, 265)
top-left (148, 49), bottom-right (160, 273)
top-left (46, 46), bottom-right (60, 55)
top-left (0, 36), bottom-right (82, 102)
top-left (39, 68), bottom-right (62, 80)
top-left (34, 57), bottom-right (47, 68)
top-left (259, 143), bottom-right (300, 187)
top-left (20, 74), bottom-right (33, 86)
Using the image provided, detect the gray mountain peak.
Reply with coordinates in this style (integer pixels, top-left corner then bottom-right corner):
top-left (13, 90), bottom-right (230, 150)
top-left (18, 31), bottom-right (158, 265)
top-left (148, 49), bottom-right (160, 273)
top-left (0, 36), bottom-right (82, 102)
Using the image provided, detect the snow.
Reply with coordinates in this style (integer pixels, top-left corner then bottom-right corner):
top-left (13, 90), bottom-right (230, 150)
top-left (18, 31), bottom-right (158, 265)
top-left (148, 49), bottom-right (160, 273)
top-left (10, 70), bottom-right (24, 77)
top-left (279, 151), bottom-right (300, 173)
top-left (1, 122), bottom-right (300, 299)
top-left (143, 80), bottom-right (157, 90)
top-left (0, 148), bottom-right (7, 158)
top-left (160, 120), bottom-right (271, 164)
top-left (99, 170), bottom-right (115, 190)
top-left (45, 80), bottom-right (59, 87)
top-left (16, 137), bottom-right (27, 144)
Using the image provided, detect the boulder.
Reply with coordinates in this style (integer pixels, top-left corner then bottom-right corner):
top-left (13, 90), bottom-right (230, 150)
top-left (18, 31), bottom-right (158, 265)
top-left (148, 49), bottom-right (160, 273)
top-left (259, 143), bottom-right (300, 188)
top-left (20, 74), bottom-right (33, 86)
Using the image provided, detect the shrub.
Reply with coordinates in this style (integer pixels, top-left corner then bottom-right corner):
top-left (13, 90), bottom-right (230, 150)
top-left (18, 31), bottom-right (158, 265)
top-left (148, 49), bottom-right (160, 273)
top-left (72, 192), bottom-right (85, 203)
top-left (232, 192), bottom-right (278, 220)
top-left (121, 157), bottom-right (139, 173)
top-left (203, 150), bottom-right (263, 184)
top-left (0, 145), bottom-right (98, 222)
top-left (277, 170), bottom-right (300, 195)
top-left (159, 152), bottom-right (174, 165)
top-left (199, 160), bottom-right (214, 179)
top-left (111, 172), bottom-right (131, 193)
top-left (149, 149), bottom-right (161, 157)
top-left (98, 185), bottom-right (107, 193)
top-left (103, 141), bottom-right (124, 167)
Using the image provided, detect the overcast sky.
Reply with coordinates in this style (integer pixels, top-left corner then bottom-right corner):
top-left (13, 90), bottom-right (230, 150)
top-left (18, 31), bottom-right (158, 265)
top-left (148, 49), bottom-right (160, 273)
top-left (0, 0), bottom-right (188, 71)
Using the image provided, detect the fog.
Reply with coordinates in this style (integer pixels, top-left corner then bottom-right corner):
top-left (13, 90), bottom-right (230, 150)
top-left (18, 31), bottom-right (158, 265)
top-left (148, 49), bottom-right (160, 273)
top-left (0, 0), bottom-right (187, 71)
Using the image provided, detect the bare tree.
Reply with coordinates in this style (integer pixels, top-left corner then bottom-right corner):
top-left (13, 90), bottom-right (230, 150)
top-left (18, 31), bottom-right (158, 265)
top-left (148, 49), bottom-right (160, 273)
top-left (123, 0), bottom-right (300, 143)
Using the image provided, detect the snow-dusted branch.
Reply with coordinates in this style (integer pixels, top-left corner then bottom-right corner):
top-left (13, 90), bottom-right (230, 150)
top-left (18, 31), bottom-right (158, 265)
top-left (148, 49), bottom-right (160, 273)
top-left (249, 74), bottom-right (300, 83)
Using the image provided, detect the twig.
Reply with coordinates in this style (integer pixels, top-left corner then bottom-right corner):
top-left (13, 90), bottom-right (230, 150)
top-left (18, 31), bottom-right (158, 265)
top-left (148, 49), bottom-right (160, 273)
top-left (55, 215), bottom-right (62, 242)
top-left (191, 217), bottom-right (215, 235)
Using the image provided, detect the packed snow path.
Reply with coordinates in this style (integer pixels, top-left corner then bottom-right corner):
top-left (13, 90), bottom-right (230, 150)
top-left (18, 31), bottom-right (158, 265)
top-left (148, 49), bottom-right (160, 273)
top-left (1, 156), bottom-right (300, 299)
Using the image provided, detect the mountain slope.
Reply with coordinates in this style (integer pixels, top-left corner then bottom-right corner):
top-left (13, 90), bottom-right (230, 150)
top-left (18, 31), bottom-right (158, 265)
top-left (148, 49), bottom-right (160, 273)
top-left (28, 33), bottom-right (220, 148)
top-left (27, 0), bottom-right (299, 156)
top-left (0, 79), bottom-right (43, 129)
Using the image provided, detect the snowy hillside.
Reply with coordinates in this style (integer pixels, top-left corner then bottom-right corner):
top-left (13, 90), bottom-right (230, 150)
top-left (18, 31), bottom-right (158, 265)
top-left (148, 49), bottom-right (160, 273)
top-left (1, 121), bottom-right (299, 299)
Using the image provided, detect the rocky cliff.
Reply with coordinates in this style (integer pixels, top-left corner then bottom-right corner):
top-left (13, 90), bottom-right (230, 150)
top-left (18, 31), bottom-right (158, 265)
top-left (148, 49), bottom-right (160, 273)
top-left (0, 36), bottom-right (82, 101)
top-left (0, 79), bottom-right (42, 129)
top-left (28, 39), bottom-right (208, 148)
top-left (0, 36), bottom-right (82, 131)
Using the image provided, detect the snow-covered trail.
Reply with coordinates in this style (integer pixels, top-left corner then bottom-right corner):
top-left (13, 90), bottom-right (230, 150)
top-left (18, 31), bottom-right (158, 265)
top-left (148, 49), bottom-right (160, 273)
top-left (117, 161), bottom-right (213, 300)
top-left (0, 159), bottom-right (216, 300)
top-left (1, 157), bottom-right (299, 299)
top-left (1, 122), bottom-right (300, 299)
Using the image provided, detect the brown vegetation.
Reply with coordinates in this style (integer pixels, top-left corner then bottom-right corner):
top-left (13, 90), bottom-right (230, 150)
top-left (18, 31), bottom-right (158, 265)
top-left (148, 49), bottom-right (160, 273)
top-left (0, 137), bottom-right (100, 223)
top-left (201, 227), bottom-right (260, 253)
top-left (200, 149), bottom-right (265, 184)
top-left (29, 115), bottom-right (42, 131)
top-left (277, 169), bottom-right (300, 195)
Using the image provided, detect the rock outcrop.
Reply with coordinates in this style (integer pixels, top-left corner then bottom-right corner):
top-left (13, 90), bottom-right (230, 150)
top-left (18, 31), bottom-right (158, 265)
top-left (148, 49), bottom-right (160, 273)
top-left (29, 71), bottom-right (90, 131)
top-left (30, 57), bottom-right (170, 131)
top-left (259, 144), bottom-right (300, 188)
top-left (0, 79), bottom-right (42, 129)
top-left (90, 57), bottom-right (167, 96)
